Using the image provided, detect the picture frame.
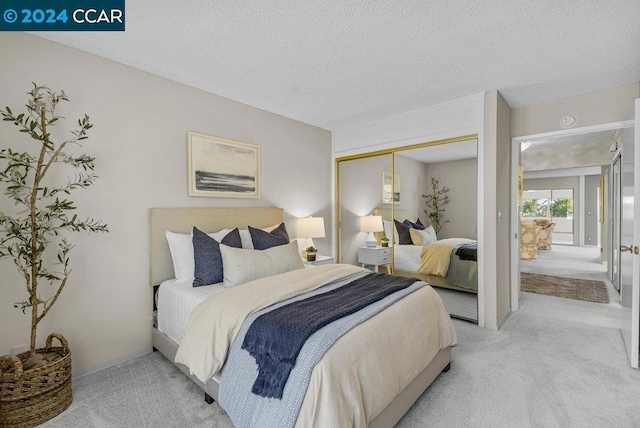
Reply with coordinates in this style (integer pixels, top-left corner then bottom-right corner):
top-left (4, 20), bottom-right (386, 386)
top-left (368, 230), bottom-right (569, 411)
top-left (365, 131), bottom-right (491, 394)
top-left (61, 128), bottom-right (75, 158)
top-left (382, 171), bottom-right (402, 204)
top-left (518, 166), bottom-right (524, 206)
top-left (599, 176), bottom-right (604, 224)
top-left (187, 132), bottom-right (260, 198)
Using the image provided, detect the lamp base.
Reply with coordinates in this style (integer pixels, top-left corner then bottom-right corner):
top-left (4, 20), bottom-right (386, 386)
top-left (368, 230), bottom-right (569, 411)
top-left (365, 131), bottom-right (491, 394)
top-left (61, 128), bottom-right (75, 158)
top-left (365, 232), bottom-right (377, 247)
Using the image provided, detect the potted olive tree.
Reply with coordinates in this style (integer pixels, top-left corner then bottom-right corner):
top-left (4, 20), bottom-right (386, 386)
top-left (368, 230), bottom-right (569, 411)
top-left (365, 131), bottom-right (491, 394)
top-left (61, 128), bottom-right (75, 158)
top-left (0, 84), bottom-right (107, 427)
top-left (422, 177), bottom-right (450, 234)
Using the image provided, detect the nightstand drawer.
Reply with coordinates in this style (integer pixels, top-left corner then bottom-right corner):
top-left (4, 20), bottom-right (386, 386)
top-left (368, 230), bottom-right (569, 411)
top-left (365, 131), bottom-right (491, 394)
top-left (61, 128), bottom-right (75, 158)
top-left (358, 246), bottom-right (392, 266)
top-left (377, 247), bottom-right (391, 257)
top-left (378, 254), bottom-right (392, 264)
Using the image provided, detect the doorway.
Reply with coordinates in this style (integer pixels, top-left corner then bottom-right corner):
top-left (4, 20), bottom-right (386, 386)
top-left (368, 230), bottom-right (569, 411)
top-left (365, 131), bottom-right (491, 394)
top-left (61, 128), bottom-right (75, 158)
top-left (510, 123), bottom-right (631, 311)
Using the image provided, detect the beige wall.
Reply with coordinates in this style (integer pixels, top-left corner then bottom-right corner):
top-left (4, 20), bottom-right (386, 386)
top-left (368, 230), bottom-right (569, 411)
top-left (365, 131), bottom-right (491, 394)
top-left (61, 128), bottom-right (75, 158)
top-left (483, 92), bottom-right (498, 329)
top-left (0, 34), bottom-right (332, 374)
top-left (512, 83), bottom-right (640, 137)
top-left (584, 175), bottom-right (600, 246)
top-left (424, 158), bottom-right (478, 240)
top-left (483, 90), bottom-right (511, 329)
top-left (394, 154), bottom-right (431, 221)
top-left (495, 92), bottom-right (512, 326)
top-left (601, 166), bottom-right (610, 270)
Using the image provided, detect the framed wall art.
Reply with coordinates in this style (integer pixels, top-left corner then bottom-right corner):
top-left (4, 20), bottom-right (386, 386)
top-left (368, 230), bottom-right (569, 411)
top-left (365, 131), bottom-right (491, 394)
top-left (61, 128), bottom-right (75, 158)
top-left (382, 171), bottom-right (402, 204)
top-left (187, 132), bottom-right (260, 198)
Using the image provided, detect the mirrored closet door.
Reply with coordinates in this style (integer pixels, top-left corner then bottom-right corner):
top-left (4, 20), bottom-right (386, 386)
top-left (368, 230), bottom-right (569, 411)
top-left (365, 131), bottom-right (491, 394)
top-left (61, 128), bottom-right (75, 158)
top-left (336, 136), bottom-right (479, 322)
top-left (337, 153), bottom-right (393, 266)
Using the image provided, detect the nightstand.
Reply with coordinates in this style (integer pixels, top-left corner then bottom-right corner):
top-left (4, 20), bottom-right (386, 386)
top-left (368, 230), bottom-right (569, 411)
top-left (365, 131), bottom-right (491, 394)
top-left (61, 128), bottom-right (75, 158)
top-left (358, 246), bottom-right (392, 272)
top-left (303, 255), bottom-right (335, 266)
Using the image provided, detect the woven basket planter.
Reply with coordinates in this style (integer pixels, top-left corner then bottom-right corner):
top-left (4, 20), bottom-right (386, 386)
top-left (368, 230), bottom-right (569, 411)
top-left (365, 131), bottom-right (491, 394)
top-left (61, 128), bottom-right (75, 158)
top-left (0, 333), bottom-right (72, 428)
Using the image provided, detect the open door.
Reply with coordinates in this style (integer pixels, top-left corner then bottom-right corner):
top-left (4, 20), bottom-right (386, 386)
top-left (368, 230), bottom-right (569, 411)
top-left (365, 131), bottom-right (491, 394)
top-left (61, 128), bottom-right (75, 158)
top-left (621, 98), bottom-right (640, 369)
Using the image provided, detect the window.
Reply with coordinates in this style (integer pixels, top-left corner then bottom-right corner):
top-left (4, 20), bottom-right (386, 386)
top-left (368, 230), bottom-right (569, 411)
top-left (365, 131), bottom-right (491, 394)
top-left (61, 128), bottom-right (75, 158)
top-left (522, 190), bottom-right (550, 218)
top-left (550, 189), bottom-right (573, 219)
top-left (522, 197), bottom-right (549, 217)
top-left (522, 188), bottom-right (573, 233)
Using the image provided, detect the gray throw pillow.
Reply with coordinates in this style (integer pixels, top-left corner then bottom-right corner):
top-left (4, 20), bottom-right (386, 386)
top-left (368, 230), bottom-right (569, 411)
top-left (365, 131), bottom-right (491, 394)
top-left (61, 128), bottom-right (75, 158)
top-left (220, 241), bottom-right (304, 288)
top-left (248, 222), bottom-right (290, 250)
top-left (403, 218), bottom-right (426, 230)
top-left (394, 219), bottom-right (413, 245)
top-left (192, 227), bottom-right (242, 287)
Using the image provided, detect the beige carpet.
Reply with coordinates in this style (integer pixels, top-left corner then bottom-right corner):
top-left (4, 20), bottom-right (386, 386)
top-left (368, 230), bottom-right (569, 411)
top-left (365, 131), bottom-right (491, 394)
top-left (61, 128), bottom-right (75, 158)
top-left (43, 292), bottom-right (640, 427)
top-left (521, 272), bottom-right (609, 303)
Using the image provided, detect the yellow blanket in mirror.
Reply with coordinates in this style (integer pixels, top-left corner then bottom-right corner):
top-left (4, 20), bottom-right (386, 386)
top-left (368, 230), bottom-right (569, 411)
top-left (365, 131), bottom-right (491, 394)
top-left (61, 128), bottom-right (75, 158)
top-left (418, 238), bottom-right (474, 277)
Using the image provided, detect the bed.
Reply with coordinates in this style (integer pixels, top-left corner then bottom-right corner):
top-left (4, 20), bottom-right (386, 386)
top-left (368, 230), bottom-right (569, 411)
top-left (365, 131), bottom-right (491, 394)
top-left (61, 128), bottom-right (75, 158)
top-left (374, 208), bottom-right (477, 294)
top-left (150, 207), bottom-right (456, 427)
top-left (393, 241), bottom-right (477, 294)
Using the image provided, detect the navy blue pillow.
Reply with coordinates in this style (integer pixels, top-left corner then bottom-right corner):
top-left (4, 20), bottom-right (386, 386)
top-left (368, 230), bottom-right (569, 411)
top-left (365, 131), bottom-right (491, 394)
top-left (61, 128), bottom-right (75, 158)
top-left (248, 223), bottom-right (290, 250)
top-left (192, 227), bottom-right (242, 287)
top-left (394, 220), bottom-right (413, 245)
top-left (403, 218), bottom-right (426, 230)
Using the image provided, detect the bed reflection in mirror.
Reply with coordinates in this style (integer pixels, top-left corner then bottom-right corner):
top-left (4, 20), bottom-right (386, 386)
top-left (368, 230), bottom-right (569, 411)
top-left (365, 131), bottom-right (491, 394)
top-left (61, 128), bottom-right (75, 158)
top-left (336, 138), bottom-right (479, 322)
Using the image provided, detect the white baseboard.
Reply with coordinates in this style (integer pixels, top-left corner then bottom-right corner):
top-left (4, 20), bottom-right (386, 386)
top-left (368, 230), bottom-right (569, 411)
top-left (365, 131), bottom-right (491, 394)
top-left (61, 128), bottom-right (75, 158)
top-left (496, 310), bottom-right (511, 330)
top-left (73, 346), bottom-right (153, 379)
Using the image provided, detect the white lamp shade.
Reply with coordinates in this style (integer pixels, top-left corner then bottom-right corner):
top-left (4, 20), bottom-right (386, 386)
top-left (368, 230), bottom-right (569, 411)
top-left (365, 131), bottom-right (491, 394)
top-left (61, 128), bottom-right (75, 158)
top-left (360, 215), bottom-right (383, 233)
top-left (298, 216), bottom-right (326, 238)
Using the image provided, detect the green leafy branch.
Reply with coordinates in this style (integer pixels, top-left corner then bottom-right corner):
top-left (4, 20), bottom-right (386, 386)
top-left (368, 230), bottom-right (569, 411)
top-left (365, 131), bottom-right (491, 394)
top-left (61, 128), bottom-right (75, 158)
top-left (422, 177), bottom-right (450, 234)
top-left (0, 83), bottom-right (108, 354)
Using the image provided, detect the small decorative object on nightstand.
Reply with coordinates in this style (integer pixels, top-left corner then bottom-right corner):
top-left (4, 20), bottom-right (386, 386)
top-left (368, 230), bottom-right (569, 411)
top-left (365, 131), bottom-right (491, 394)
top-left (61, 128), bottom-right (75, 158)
top-left (305, 246), bottom-right (318, 261)
top-left (303, 255), bottom-right (335, 266)
top-left (358, 246), bottom-right (392, 272)
top-left (381, 236), bottom-right (389, 247)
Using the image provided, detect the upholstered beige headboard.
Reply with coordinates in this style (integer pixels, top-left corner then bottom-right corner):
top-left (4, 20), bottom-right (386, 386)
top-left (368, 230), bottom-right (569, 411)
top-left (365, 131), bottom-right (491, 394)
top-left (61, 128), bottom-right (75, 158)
top-left (149, 207), bottom-right (284, 286)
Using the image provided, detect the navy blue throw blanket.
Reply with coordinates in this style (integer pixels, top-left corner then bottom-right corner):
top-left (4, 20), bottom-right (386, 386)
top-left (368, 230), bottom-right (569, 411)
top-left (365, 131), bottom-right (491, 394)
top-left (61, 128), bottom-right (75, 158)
top-left (455, 242), bottom-right (477, 261)
top-left (241, 273), bottom-right (417, 399)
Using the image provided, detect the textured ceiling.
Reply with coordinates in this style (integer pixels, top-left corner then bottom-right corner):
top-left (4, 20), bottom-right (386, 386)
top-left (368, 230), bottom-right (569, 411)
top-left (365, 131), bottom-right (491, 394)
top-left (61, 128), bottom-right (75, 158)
top-left (520, 130), bottom-right (616, 171)
top-left (33, 1), bottom-right (640, 131)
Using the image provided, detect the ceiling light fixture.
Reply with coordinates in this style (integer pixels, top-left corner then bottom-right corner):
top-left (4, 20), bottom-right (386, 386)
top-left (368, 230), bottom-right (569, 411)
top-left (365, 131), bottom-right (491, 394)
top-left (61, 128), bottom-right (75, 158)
top-left (560, 115), bottom-right (577, 128)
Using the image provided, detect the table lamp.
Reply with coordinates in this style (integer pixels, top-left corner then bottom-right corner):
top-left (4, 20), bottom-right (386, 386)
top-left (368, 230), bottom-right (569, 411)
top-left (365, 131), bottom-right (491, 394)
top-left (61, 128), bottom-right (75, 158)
top-left (297, 216), bottom-right (326, 249)
top-left (360, 215), bottom-right (383, 247)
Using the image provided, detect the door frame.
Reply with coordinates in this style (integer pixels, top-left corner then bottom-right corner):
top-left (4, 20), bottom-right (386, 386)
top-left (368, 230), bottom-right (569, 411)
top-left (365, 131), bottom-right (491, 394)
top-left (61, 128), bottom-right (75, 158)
top-left (510, 121), bottom-right (634, 312)
top-left (611, 151), bottom-right (622, 290)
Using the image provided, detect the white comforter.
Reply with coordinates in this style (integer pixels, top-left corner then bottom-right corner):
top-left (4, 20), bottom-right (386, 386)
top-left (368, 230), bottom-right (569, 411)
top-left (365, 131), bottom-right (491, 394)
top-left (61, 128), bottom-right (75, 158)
top-left (175, 264), bottom-right (457, 427)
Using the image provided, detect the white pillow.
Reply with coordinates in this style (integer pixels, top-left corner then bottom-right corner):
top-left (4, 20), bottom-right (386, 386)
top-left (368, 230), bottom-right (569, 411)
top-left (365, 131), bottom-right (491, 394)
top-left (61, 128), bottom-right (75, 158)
top-left (382, 220), bottom-right (400, 244)
top-left (220, 240), bottom-right (304, 288)
top-left (239, 224), bottom-right (280, 249)
top-left (409, 228), bottom-right (435, 245)
top-left (425, 224), bottom-right (437, 242)
top-left (165, 228), bottom-right (232, 281)
top-left (166, 231), bottom-right (194, 282)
